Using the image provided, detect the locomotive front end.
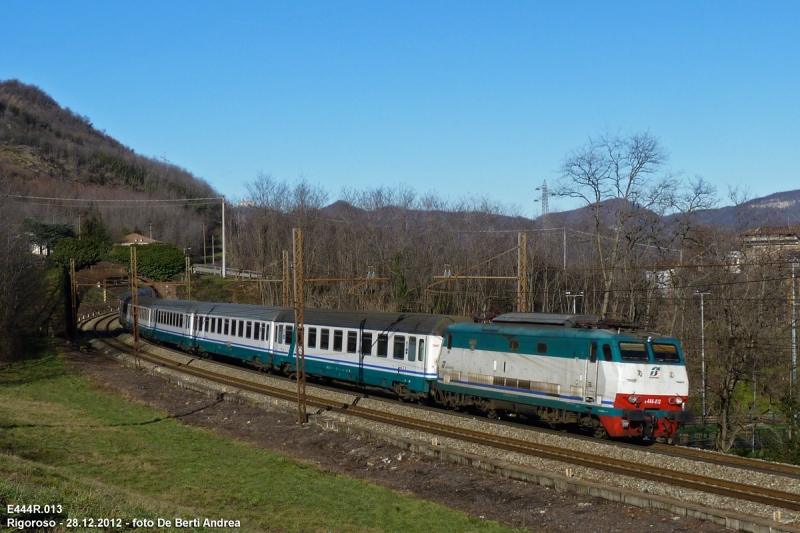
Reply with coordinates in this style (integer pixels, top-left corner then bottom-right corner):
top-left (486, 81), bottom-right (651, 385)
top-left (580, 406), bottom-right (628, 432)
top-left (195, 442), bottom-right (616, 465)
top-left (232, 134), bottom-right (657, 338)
top-left (599, 338), bottom-right (691, 439)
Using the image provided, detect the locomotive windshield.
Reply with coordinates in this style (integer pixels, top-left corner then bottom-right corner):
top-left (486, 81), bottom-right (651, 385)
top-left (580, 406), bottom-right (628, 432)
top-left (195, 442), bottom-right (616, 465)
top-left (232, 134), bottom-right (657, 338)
top-left (652, 343), bottom-right (681, 363)
top-left (618, 342), bottom-right (648, 361)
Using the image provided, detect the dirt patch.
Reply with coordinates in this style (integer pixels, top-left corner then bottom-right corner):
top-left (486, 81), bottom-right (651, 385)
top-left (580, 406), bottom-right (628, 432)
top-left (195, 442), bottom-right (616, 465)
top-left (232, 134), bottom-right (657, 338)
top-left (65, 345), bottom-right (733, 533)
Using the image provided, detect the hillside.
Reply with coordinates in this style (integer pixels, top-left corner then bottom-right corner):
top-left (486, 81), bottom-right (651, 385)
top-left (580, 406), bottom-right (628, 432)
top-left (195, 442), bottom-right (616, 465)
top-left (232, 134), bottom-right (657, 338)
top-left (0, 79), bottom-right (219, 246)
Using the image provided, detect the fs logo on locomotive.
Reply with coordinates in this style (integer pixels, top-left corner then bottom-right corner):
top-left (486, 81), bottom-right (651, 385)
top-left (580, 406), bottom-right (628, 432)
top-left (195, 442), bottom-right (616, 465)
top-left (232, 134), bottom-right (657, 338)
top-left (649, 367), bottom-right (661, 378)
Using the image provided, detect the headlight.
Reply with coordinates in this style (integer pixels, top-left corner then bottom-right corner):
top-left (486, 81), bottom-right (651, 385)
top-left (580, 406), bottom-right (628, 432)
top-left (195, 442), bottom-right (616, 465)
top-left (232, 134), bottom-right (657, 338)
top-left (674, 397), bottom-right (683, 405)
top-left (628, 395), bottom-right (637, 404)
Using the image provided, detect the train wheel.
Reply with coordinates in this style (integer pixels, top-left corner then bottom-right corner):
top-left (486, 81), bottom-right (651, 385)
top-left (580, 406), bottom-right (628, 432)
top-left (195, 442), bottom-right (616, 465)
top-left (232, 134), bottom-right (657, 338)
top-left (593, 425), bottom-right (608, 439)
top-left (487, 409), bottom-right (498, 420)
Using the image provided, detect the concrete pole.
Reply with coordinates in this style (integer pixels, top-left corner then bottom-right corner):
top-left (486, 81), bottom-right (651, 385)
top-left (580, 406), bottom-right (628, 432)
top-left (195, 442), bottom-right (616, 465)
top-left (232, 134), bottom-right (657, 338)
top-left (221, 197), bottom-right (226, 278)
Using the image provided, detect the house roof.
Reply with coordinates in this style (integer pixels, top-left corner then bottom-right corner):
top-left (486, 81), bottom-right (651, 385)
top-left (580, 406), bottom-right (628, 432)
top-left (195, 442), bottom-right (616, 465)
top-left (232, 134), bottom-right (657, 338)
top-left (117, 233), bottom-right (158, 245)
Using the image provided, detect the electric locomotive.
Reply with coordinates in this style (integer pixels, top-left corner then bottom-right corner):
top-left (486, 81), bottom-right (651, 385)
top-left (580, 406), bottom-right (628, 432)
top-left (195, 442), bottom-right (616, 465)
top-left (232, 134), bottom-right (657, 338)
top-left (435, 313), bottom-right (690, 439)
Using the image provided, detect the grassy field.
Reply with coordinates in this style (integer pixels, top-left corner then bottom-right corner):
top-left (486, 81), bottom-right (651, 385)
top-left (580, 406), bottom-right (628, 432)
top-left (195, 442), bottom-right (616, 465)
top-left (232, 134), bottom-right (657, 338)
top-left (0, 351), bottom-right (524, 532)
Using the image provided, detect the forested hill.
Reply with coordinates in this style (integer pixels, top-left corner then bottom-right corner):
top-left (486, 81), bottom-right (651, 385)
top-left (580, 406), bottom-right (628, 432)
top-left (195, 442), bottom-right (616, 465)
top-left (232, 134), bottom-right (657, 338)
top-left (0, 79), bottom-right (219, 245)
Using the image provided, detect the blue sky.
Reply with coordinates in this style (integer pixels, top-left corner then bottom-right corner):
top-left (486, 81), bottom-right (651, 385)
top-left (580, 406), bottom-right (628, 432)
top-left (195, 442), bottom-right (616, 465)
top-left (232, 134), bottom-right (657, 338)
top-left (2, 1), bottom-right (798, 217)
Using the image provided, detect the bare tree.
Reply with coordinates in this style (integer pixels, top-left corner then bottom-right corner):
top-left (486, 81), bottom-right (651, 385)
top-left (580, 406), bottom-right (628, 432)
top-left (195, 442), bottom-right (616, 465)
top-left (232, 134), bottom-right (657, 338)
top-left (558, 131), bottom-right (675, 318)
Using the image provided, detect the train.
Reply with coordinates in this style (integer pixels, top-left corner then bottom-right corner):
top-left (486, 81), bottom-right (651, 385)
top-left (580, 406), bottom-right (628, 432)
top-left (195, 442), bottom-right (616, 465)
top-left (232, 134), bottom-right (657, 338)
top-left (119, 294), bottom-right (690, 440)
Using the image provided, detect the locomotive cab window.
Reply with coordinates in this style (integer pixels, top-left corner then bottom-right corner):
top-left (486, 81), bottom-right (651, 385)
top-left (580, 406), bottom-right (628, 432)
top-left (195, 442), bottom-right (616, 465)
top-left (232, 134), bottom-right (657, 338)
top-left (619, 342), bottom-right (649, 361)
top-left (652, 343), bottom-right (680, 362)
top-left (508, 339), bottom-right (519, 352)
top-left (333, 330), bottom-right (343, 352)
top-left (447, 333), bottom-right (452, 350)
top-left (589, 342), bottom-right (597, 363)
top-left (602, 344), bottom-right (613, 361)
top-left (393, 335), bottom-right (406, 360)
top-left (320, 329), bottom-right (330, 350)
top-left (361, 333), bottom-right (372, 356)
top-left (347, 331), bottom-right (358, 354)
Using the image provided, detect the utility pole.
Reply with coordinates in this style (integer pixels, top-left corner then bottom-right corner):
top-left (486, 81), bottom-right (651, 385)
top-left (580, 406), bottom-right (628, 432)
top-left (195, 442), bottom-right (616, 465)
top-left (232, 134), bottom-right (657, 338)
top-left (131, 246), bottom-right (140, 370)
top-left (792, 261), bottom-right (797, 401)
top-left (77, 214), bottom-right (81, 240)
top-left (70, 258), bottom-right (77, 342)
top-left (293, 228), bottom-right (307, 424)
top-left (221, 197), bottom-right (227, 278)
top-left (694, 290), bottom-right (711, 425)
top-left (565, 291), bottom-right (583, 314)
top-left (186, 255), bottom-right (191, 300)
top-left (148, 221), bottom-right (153, 240)
top-left (517, 232), bottom-right (527, 312)
top-left (282, 250), bottom-right (291, 307)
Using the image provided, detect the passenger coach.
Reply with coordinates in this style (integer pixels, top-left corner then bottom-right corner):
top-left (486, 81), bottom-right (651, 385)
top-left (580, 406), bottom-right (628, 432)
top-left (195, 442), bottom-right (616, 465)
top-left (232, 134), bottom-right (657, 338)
top-left (120, 295), bottom-right (469, 400)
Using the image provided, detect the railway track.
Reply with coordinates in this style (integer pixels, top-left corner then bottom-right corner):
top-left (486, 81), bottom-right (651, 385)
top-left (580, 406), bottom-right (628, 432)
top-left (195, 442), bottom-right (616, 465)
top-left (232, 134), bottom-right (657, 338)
top-left (87, 312), bottom-right (800, 514)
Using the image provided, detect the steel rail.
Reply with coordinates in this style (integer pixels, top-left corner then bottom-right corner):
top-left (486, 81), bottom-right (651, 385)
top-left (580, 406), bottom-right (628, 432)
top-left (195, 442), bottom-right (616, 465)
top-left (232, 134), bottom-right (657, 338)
top-left (88, 313), bottom-right (800, 512)
top-left (651, 442), bottom-right (800, 479)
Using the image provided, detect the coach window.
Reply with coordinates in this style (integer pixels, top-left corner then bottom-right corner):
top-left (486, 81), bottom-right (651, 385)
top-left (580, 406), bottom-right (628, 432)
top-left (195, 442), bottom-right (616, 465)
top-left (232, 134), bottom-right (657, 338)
top-left (536, 342), bottom-right (547, 354)
top-left (333, 330), bottom-right (343, 352)
top-left (252, 322), bottom-right (259, 340)
top-left (216, 318), bottom-right (222, 334)
top-left (602, 344), bottom-right (613, 361)
top-left (246, 321), bottom-right (253, 339)
top-left (347, 331), bottom-right (358, 353)
top-left (418, 339), bottom-right (425, 362)
top-left (320, 329), bottom-right (330, 350)
top-left (308, 327), bottom-right (317, 348)
top-left (377, 334), bottom-right (388, 357)
top-left (393, 335), bottom-right (405, 360)
top-left (361, 333), bottom-right (372, 356)
top-left (223, 319), bottom-right (230, 336)
top-left (238, 320), bottom-right (245, 338)
top-left (262, 323), bottom-right (269, 341)
top-left (408, 337), bottom-right (417, 362)
top-left (180, 315), bottom-right (184, 328)
top-left (285, 325), bottom-right (293, 344)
